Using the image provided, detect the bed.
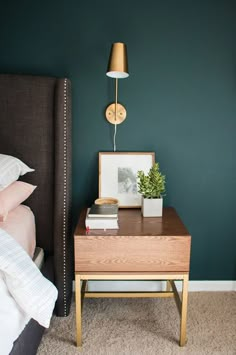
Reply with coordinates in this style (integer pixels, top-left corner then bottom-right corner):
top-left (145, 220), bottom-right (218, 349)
top-left (0, 73), bottom-right (73, 354)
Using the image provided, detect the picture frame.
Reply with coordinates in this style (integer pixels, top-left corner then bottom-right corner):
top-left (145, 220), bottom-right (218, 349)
top-left (99, 152), bottom-right (155, 208)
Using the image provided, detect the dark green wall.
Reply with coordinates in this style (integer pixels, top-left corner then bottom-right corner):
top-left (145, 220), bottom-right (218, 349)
top-left (0, 0), bottom-right (235, 280)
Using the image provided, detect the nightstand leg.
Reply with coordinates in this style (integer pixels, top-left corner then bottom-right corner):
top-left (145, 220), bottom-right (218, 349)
top-left (75, 274), bottom-right (82, 346)
top-left (166, 280), bottom-right (172, 292)
top-left (180, 274), bottom-right (189, 346)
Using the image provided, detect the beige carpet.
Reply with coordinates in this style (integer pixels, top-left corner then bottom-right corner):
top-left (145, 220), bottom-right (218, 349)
top-left (38, 292), bottom-right (236, 355)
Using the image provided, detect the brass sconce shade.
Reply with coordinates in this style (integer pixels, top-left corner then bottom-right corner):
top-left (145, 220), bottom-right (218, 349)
top-left (106, 42), bottom-right (129, 79)
top-left (105, 42), bottom-right (129, 127)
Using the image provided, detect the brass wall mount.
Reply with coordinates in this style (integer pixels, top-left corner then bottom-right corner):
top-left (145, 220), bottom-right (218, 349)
top-left (105, 103), bottom-right (127, 124)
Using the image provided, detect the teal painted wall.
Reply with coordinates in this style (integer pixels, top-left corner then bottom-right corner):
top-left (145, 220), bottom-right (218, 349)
top-left (0, 0), bottom-right (235, 280)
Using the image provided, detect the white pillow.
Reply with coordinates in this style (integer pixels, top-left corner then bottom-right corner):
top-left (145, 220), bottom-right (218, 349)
top-left (0, 154), bottom-right (34, 190)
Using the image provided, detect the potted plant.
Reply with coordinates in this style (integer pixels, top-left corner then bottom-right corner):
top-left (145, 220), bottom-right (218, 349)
top-left (137, 162), bottom-right (166, 217)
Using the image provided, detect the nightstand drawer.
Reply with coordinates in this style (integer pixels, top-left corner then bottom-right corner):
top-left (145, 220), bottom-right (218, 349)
top-left (74, 234), bottom-right (191, 272)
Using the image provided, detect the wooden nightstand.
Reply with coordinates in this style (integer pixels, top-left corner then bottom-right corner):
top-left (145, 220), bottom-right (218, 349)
top-left (74, 207), bottom-right (191, 347)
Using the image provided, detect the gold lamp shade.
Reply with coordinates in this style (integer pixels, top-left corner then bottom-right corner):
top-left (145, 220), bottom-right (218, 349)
top-left (106, 42), bottom-right (129, 79)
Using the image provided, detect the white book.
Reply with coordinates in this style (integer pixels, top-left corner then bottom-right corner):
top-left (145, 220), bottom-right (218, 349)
top-left (85, 209), bottom-right (118, 229)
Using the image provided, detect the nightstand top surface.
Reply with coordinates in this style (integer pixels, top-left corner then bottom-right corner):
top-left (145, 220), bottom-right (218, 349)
top-left (75, 207), bottom-right (190, 238)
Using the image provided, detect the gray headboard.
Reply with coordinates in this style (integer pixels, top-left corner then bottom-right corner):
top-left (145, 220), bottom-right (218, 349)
top-left (0, 74), bottom-right (73, 316)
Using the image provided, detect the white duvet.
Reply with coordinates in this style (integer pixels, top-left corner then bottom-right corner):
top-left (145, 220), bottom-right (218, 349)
top-left (0, 228), bottom-right (58, 355)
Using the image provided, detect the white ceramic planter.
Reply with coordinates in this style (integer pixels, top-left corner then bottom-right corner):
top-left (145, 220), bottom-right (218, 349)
top-left (141, 197), bottom-right (163, 217)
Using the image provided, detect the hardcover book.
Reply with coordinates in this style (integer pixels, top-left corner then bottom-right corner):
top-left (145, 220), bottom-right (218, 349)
top-left (88, 203), bottom-right (118, 218)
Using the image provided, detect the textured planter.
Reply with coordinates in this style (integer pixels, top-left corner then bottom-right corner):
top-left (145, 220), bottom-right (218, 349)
top-left (141, 197), bottom-right (163, 217)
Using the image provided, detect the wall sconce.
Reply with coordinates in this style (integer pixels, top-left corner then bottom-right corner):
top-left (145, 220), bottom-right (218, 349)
top-left (105, 42), bottom-right (129, 151)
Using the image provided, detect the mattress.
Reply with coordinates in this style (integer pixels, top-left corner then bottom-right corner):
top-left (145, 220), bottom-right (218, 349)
top-left (0, 204), bottom-right (36, 258)
top-left (0, 204), bottom-right (44, 269)
top-left (33, 247), bottom-right (44, 269)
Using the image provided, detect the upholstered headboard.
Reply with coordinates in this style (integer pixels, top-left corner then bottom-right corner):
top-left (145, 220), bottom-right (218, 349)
top-left (0, 74), bottom-right (73, 316)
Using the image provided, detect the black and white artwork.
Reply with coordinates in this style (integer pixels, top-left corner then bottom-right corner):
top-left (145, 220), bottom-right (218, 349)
top-left (118, 167), bottom-right (137, 194)
top-left (99, 152), bottom-right (154, 207)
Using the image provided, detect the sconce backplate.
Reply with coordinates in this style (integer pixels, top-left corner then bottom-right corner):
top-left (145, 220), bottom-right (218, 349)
top-left (105, 103), bottom-right (127, 124)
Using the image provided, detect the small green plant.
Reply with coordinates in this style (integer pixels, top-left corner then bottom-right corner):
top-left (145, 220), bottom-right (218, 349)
top-left (137, 162), bottom-right (166, 199)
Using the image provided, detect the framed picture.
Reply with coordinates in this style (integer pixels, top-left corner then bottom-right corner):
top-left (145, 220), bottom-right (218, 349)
top-left (99, 152), bottom-right (155, 208)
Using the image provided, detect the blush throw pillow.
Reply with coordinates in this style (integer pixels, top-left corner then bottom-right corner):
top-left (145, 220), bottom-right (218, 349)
top-left (0, 154), bottom-right (34, 190)
top-left (0, 181), bottom-right (36, 221)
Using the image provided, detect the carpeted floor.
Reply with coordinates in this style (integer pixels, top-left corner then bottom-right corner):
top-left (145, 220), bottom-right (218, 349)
top-left (38, 292), bottom-right (236, 355)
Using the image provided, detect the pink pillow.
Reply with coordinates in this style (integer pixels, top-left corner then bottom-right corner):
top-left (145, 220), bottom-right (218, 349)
top-left (0, 181), bottom-right (36, 221)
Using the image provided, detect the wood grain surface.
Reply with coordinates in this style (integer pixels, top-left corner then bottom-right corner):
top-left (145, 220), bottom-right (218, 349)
top-left (74, 207), bottom-right (191, 272)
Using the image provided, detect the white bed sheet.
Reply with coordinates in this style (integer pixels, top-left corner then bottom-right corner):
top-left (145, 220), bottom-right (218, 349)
top-left (0, 272), bottom-right (30, 355)
top-left (0, 221), bottom-right (57, 355)
top-left (0, 247), bottom-right (45, 355)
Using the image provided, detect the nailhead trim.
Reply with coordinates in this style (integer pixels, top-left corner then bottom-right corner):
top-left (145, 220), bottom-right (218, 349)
top-left (63, 79), bottom-right (67, 317)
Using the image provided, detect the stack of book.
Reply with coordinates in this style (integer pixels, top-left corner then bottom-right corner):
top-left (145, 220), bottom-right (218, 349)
top-left (85, 203), bottom-right (119, 230)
